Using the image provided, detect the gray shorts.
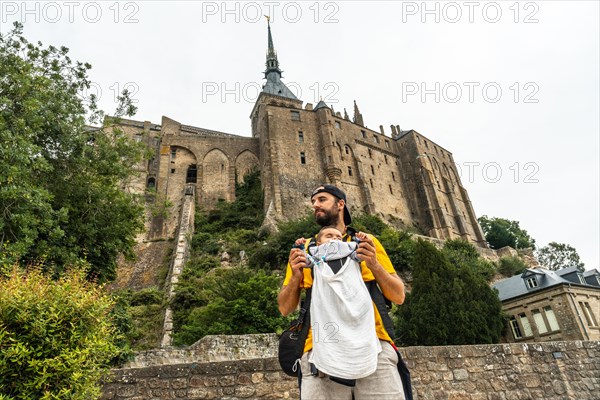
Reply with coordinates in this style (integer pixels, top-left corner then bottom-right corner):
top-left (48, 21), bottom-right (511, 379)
top-left (300, 340), bottom-right (405, 400)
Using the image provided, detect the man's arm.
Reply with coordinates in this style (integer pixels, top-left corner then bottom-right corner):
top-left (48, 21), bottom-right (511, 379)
top-left (277, 248), bottom-right (306, 316)
top-left (356, 235), bottom-right (405, 305)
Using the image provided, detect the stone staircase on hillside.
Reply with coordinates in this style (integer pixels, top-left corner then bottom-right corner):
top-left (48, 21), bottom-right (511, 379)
top-left (161, 184), bottom-right (196, 348)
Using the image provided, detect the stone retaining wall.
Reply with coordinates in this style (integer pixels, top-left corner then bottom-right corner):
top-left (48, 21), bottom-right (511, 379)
top-left (102, 339), bottom-right (600, 400)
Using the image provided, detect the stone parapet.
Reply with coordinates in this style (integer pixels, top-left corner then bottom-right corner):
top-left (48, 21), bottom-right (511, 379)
top-left (103, 338), bottom-right (600, 399)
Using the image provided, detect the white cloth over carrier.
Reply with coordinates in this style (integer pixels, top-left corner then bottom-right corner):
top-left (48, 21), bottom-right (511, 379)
top-left (308, 240), bottom-right (382, 379)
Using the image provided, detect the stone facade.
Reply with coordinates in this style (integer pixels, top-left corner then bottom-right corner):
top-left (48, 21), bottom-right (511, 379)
top-left (113, 100), bottom-right (486, 245)
top-left (107, 117), bottom-right (260, 241)
top-left (110, 24), bottom-right (486, 247)
top-left (102, 337), bottom-right (600, 400)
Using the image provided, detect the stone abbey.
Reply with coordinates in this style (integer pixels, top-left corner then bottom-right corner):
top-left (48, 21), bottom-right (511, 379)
top-left (115, 22), bottom-right (486, 247)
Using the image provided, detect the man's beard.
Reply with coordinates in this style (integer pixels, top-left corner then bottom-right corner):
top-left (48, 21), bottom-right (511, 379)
top-left (315, 206), bottom-right (339, 226)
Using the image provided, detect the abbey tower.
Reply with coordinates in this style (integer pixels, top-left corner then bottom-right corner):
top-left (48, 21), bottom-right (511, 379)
top-left (113, 22), bottom-right (486, 247)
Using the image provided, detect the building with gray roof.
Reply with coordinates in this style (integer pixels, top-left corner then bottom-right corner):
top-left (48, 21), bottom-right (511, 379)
top-left (493, 267), bottom-right (600, 342)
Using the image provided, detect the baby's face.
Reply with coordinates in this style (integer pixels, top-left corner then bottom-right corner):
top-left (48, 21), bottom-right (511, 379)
top-left (318, 228), bottom-right (343, 244)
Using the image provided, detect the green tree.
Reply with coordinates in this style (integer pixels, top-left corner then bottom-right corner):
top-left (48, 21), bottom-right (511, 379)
top-left (478, 215), bottom-right (536, 250)
top-left (536, 242), bottom-right (584, 271)
top-left (394, 240), bottom-right (504, 346)
top-left (0, 23), bottom-right (145, 281)
top-left (0, 267), bottom-right (122, 399)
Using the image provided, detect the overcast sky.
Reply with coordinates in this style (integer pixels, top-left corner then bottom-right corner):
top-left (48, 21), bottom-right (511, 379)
top-left (2, 1), bottom-right (598, 270)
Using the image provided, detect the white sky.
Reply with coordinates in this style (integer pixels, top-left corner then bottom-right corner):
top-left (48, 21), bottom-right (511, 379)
top-left (1, 1), bottom-right (598, 270)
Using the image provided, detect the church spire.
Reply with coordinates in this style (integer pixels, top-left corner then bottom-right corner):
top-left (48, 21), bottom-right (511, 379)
top-left (265, 17), bottom-right (281, 79)
top-left (260, 17), bottom-right (299, 101)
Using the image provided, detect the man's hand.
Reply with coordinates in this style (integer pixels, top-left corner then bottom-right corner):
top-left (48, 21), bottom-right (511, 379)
top-left (289, 247), bottom-right (307, 278)
top-left (278, 247), bottom-right (306, 316)
top-left (356, 233), bottom-right (378, 269)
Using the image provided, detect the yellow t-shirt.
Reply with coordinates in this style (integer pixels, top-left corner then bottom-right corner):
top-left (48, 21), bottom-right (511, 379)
top-left (282, 234), bottom-right (396, 353)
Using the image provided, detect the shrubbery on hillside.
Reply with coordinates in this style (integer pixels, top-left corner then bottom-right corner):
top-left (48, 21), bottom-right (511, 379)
top-left (171, 171), bottom-right (511, 347)
top-left (498, 255), bottom-right (527, 277)
top-left (172, 171), bottom-right (291, 345)
top-left (173, 267), bottom-right (287, 345)
top-left (112, 288), bottom-right (165, 353)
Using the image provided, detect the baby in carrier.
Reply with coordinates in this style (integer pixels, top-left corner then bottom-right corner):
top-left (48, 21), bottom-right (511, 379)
top-left (295, 226), bottom-right (368, 273)
top-left (294, 226), bottom-right (381, 382)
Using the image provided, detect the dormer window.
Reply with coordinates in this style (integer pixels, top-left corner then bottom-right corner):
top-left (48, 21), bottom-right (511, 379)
top-left (577, 273), bottom-right (585, 284)
top-left (526, 277), bottom-right (538, 289)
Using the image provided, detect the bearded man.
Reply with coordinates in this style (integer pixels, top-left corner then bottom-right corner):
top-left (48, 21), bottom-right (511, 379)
top-left (277, 184), bottom-right (408, 400)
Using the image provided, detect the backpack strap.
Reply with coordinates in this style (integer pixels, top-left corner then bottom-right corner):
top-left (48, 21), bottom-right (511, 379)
top-left (365, 280), bottom-right (395, 339)
top-left (293, 238), bottom-right (315, 365)
top-left (294, 287), bottom-right (312, 362)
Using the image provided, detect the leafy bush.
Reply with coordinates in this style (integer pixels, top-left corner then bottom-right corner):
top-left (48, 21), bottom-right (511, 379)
top-left (172, 267), bottom-right (287, 345)
top-left (498, 255), bottom-right (527, 277)
top-left (127, 304), bottom-right (165, 351)
top-left (110, 288), bottom-right (165, 352)
top-left (0, 268), bottom-right (121, 399)
top-left (171, 255), bottom-right (220, 312)
top-left (191, 232), bottom-right (220, 255)
top-left (108, 293), bottom-right (134, 366)
top-left (129, 287), bottom-right (164, 307)
top-left (194, 170), bottom-right (264, 235)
